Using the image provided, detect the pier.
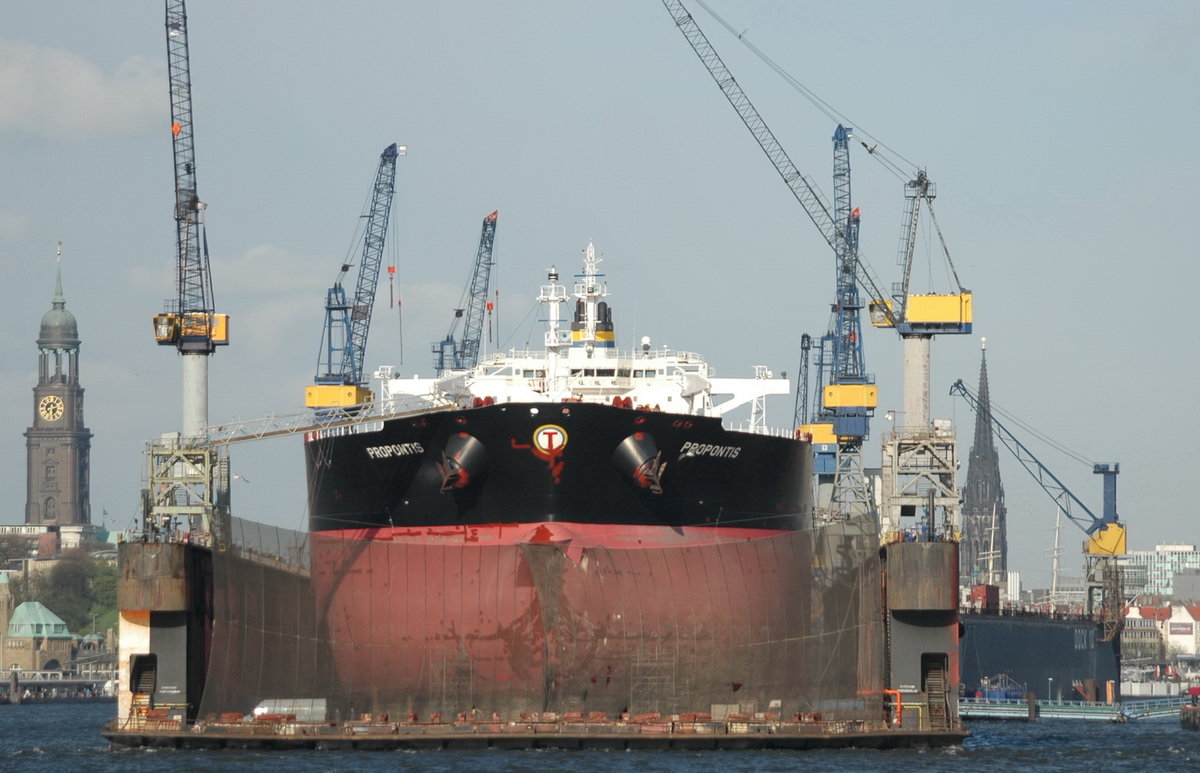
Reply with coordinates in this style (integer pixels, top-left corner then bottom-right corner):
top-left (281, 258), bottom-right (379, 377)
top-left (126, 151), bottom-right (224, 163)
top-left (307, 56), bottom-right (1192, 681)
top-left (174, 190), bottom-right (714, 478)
top-left (103, 714), bottom-right (966, 751)
top-left (3, 667), bottom-right (117, 702)
top-left (959, 696), bottom-right (1186, 722)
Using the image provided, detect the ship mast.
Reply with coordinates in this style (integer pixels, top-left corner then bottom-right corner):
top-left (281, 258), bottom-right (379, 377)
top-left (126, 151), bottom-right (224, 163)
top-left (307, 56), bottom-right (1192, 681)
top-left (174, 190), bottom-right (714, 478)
top-left (539, 265), bottom-right (568, 394)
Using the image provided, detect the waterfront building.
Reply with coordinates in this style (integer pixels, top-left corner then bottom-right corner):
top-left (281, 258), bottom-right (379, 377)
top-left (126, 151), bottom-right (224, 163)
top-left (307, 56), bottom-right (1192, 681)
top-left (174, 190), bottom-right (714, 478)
top-left (1, 596), bottom-right (76, 671)
top-left (1122, 545), bottom-right (1200, 597)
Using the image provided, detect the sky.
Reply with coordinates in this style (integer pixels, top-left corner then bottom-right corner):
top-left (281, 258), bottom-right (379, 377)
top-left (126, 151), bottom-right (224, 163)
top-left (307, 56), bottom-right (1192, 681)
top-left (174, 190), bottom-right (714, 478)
top-left (2, 1), bottom-right (1197, 589)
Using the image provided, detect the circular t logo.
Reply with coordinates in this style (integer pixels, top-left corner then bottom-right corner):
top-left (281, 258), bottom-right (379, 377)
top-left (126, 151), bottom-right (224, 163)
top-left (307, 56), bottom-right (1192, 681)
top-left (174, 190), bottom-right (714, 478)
top-left (533, 424), bottom-right (567, 454)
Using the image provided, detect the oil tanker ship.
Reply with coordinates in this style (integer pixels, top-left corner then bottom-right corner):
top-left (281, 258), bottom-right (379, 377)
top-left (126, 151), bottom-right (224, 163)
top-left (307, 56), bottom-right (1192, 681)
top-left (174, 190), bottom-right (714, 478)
top-left (301, 245), bottom-right (910, 721)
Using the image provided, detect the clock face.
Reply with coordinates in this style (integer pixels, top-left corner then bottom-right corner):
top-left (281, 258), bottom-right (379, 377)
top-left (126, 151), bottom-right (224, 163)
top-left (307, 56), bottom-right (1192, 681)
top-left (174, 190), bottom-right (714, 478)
top-left (38, 395), bottom-right (64, 421)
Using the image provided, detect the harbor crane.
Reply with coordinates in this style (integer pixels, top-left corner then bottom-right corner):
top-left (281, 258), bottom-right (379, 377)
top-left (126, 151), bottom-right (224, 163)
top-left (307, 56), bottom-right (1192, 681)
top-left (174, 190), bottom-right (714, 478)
top-left (873, 171), bottom-right (972, 429)
top-left (660, 1), bottom-right (971, 424)
top-left (145, 0), bottom-right (230, 546)
top-left (307, 143), bottom-right (403, 409)
top-left (432, 210), bottom-right (499, 374)
top-left (152, 0), bottom-right (228, 439)
top-left (951, 378), bottom-right (1125, 641)
top-left (660, 0), bottom-right (971, 528)
top-left (661, 0), bottom-right (879, 517)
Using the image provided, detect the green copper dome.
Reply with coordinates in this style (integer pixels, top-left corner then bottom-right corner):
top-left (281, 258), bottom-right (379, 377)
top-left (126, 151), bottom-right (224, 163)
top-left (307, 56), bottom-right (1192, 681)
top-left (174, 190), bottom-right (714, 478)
top-left (39, 256), bottom-right (78, 346)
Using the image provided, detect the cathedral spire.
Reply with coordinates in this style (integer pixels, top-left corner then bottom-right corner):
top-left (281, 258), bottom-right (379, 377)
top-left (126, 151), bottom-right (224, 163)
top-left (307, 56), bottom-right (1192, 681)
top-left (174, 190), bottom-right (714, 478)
top-left (961, 337), bottom-right (1007, 585)
top-left (971, 338), bottom-right (995, 453)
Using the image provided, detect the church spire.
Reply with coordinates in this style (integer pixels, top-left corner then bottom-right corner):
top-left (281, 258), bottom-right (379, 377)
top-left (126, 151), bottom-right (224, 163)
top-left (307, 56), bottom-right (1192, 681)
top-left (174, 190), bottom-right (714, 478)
top-left (52, 241), bottom-right (66, 309)
top-left (961, 337), bottom-right (1007, 585)
top-left (971, 338), bottom-right (995, 453)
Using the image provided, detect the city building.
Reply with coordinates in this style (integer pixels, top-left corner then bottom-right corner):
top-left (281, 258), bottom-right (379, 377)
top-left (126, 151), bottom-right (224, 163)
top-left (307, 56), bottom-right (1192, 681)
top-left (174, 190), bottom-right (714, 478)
top-left (1123, 545), bottom-right (1200, 597)
top-left (2, 598), bottom-right (76, 671)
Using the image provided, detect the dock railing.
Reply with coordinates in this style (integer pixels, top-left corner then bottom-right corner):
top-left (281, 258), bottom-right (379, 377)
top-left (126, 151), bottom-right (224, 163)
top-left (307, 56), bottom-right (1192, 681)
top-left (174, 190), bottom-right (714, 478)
top-left (960, 695), bottom-right (1187, 721)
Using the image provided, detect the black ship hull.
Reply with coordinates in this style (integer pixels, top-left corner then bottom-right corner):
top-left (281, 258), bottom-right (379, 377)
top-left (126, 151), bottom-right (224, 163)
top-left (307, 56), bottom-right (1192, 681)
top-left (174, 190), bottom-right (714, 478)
top-left (305, 401), bottom-right (810, 533)
top-left (959, 612), bottom-right (1121, 701)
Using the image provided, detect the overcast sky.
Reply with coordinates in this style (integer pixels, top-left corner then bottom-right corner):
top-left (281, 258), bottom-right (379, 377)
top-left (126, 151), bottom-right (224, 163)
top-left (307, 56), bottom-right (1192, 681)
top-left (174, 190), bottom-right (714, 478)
top-left (2, 1), bottom-right (1197, 588)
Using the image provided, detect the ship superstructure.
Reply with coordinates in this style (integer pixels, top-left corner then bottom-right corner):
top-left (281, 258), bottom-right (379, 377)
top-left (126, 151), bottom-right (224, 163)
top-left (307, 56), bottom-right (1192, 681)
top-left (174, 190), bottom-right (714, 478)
top-left (373, 243), bottom-right (788, 423)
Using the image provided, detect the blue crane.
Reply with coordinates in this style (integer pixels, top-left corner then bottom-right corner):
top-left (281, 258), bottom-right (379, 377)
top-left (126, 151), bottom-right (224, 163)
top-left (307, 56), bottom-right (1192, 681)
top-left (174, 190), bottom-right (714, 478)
top-left (823, 126), bottom-right (875, 514)
top-left (950, 379), bottom-right (1120, 538)
top-left (830, 125), bottom-right (867, 392)
top-left (307, 143), bottom-right (402, 409)
top-left (951, 378), bottom-right (1124, 640)
top-left (432, 211), bottom-right (499, 374)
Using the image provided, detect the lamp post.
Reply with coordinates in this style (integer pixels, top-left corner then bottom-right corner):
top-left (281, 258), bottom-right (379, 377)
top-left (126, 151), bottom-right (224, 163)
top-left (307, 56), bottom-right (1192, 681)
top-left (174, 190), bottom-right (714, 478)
top-left (1048, 677), bottom-right (1054, 703)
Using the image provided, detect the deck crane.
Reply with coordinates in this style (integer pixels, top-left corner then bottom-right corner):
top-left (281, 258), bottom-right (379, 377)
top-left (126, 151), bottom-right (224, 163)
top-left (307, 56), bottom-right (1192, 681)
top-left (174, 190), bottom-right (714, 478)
top-left (306, 143), bottom-right (402, 409)
top-left (152, 0), bottom-right (229, 439)
top-left (950, 378), bottom-right (1125, 641)
top-left (432, 210), bottom-right (499, 374)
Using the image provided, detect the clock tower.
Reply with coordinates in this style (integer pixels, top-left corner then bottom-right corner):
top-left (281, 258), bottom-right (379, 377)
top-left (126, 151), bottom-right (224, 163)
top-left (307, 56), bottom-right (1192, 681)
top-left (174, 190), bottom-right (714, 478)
top-left (25, 249), bottom-right (92, 526)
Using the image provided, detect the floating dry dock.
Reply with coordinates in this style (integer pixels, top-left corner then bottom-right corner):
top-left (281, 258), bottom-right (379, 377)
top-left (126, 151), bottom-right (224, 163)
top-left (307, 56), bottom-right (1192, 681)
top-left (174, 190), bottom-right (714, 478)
top-left (104, 713), bottom-right (966, 751)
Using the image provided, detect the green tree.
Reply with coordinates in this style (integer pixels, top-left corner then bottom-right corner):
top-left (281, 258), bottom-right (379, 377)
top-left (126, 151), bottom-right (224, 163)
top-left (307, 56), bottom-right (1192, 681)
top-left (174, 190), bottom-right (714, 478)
top-left (0, 535), bottom-right (34, 570)
top-left (32, 551), bottom-right (95, 633)
top-left (89, 561), bottom-right (118, 634)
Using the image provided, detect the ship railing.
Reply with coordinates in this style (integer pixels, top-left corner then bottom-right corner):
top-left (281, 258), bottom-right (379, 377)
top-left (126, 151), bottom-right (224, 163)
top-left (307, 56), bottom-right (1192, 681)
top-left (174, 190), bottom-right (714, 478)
top-left (882, 528), bottom-right (960, 546)
top-left (491, 346), bottom-right (707, 364)
top-left (203, 395), bottom-right (451, 445)
top-left (723, 422), bottom-right (795, 438)
top-left (880, 420), bottom-right (957, 443)
top-left (958, 605), bottom-right (1100, 623)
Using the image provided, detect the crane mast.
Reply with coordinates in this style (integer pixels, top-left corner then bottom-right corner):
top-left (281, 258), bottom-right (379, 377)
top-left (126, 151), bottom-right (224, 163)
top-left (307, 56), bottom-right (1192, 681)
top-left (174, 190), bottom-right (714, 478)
top-left (308, 143), bottom-right (402, 409)
top-left (152, 0), bottom-right (228, 439)
top-left (433, 210), bottom-right (500, 374)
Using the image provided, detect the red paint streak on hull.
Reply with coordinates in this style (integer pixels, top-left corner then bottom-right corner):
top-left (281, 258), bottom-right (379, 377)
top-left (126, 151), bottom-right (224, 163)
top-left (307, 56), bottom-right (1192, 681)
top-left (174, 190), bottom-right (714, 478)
top-left (312, 523), bottom-right (883, 719)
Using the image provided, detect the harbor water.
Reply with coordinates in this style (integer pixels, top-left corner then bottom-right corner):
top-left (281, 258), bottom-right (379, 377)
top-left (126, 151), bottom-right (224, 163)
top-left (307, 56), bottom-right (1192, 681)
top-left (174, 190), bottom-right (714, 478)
top-left (3, 702), bottom-right (1199, 771)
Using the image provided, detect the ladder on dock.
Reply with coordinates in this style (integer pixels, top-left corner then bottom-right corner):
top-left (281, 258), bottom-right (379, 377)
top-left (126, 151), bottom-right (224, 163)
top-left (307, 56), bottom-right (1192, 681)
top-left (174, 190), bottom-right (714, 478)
top-left (926, 668), bottom-right (950, 730)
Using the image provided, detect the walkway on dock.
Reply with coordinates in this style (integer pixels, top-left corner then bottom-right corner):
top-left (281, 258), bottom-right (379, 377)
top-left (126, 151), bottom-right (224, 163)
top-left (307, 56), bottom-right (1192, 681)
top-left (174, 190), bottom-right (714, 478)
top-left (960, 696), bottom-right (1186, 721)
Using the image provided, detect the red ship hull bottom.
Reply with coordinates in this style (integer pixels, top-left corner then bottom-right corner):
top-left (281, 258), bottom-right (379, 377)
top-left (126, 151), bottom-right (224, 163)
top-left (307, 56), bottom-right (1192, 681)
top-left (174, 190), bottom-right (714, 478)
top-left (312, 520), bottom-right (884, 721)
